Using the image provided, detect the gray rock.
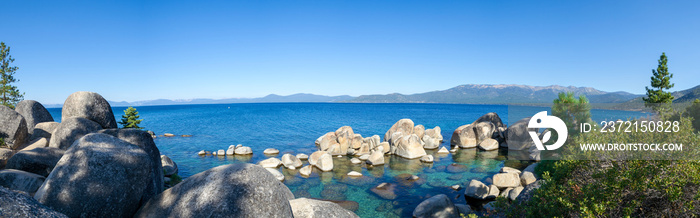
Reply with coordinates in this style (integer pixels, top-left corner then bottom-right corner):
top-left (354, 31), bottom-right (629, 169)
top-left (35, 133), bottom-right (153, 218)
top-left (315, 132), bottom-right (337, 151)
top-left (413, 194), bottom-right (459, 218)
top-left (366, 150), bottom-right (384, 166)
top-left (523, 163), bottom-right (538, 175)
top-left (492, 173), bottom-right (521, 188)
top-left (48, 117), bottom-right (102, 150)
top-left (281, 153), bottom-right (303, 169)
top-left (464, 180), bottom-right (489, 199)
top-left (290, 198), bottom-right (359, 218)
top-left (472, 121), bottom-right (495, 145)
top-left (0, 148), bottom-right (13, 169)
top-left (506, 117), bottom-right (536, 151)
top-left (15, 100), bottom-right (54, 134)
top-left (0, 105), bottom-right (29, 149)
top-left (135, 163), bottom-right (294, 218)
top-left (31, 122), bottom-right (59, 141)
top-left (515, 180), bottom-right (544, 204)
top-left (0, 169), bottom-right (45, 195)
top-left (384, 119), bottom-right (414, 142)
top-left (61, 91), bottom-right (117, 129)
top-left (508, 186), bottom-right (524, 201)
top-left (234, 146), bottom-right (253, 155)
top-left (450, 124), bottom-right (476, 148)
top-left (520, 171), bottom-right (537, 186)
top-left (265, 167), bottom-right (285, 182)
top-left (6, 147), bottom-right (64, 177)
top-left (21, 137), bottom-right (48, 151)
top-left (413, 125), bottom-right (426, 139)
top-left (97, 128), bottom-right (165, 204)
top-left (258, 157), bottom-right (282, 168)
top-left (0, 186), bottom-right (67, 218)
top-left (422, 135), bottom-right (440, 150)
top-left (454, 204), bottom-right (472, 216)
top-left (395, 134), bottom-right (427, 159)
top-left (486, 185), bottom-right (499, 200)
top-left (477, 138), bottom-right (499, 151)
top-left (161, 155), bottom-right (178, 176)
top-left (472, 112), bottom-right (505, 128)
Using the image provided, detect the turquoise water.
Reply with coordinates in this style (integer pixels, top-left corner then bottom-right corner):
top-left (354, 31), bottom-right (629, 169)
top-left (46, 103), bottom-right (648, 217)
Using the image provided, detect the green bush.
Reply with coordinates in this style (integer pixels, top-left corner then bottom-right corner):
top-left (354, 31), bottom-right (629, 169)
top-left (498, 116), bottom-right (700, 217)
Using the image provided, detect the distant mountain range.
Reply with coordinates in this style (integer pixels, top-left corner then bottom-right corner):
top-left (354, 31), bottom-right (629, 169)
top-left (44, 93), bottom-right (354, 108)
top-left (43, 84), bottom-right (700, 109)
top-left (345, 84), bottom-right (642, 104)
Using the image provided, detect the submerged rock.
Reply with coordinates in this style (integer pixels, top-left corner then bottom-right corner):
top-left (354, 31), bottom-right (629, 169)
top-left (135, 163), bottom-right (294, 217)
top-left (370, 183), bottom-right (398, 200)
top-left (412, 194), bottom-right (459, 218)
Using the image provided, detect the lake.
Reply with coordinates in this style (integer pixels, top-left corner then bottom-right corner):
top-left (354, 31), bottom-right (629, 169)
top-left (46, 103), bottom-right (648, 217)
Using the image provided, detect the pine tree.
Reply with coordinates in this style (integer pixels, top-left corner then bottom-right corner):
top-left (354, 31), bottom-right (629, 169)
top-left (686, 99), bottom-right (700, 131)
top-left (119, 107), bottom-right (144, 129)
top-left (552, 92), bottom-right (592, 134)
top-left (643, 52), bottom-right (674, 112)
top-left (0, 42), bottom-right (24, 109)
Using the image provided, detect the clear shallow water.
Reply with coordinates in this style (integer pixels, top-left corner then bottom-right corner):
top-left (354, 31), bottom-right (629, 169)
top-left (46, 103), bottom-right (648, 217)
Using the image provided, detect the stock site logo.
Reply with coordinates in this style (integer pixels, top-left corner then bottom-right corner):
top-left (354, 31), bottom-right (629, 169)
top-left (528, 111), bottom-right (568, 151)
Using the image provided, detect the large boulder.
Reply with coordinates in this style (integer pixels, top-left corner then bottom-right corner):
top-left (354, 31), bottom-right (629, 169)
top-left (0, 105), bottom-right (29, 149)
top-left (473, 113), bottom-right (505, 128)
top-left (6, 147), bottom-right (65, 177)
top-left (450, 124), bottom-right (476, 148)
top-left (289, 198), bottom-right (359, 218)
top-left (422, 135), bottom-right (440, 150)
top-left (366, 150), bottom-right (384, 166)
top-left (161, 155), bottom-right (178, 176)
top-left (281, 153), bottom-right (303, 169)
top-left (464, 180), bottom-right (489, 199)
top-left (472, 122), bottom-right (495, 144)
top-left (35, 133), bottom-right (153, 218)
top-left (0, 169), bottom-right (45, 195)
top-left (31, 122), bottom-right (59, 141)
top-left (334, 126), bottom-right (355, 155)
top-left (48, 117), bottom-right (102, 150)
top-left (492, 173), bottom-right (521, 188)
top-left (61, 91), bottom-right (117, 129)
top-left (425, 126), bottom-right (443, 142)
top-left (314, 152), bottom-right (334, 172)
top-left (412, 194), bottom-right (459, 218)
top-left (135, 163), bottom-right (294, 218)
top-left (384, 119), bottom-right (414, 142)
top-left (395, 134), bottom-right (427, 159)
top-left (15, 100), bottom-right (54, 134)
top-left (506, 117), bottom-right (536, 150)
top-left (97, 128), bottom-right (164, 202)
top-left (315, 132), bottom-right (337, 151)
top-left (413, 125), bottom-right (425, 139)
top-left (0, 186), bottom-right (67, 217)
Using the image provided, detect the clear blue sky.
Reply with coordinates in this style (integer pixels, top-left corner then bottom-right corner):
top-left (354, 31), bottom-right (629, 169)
top-left (2, 0), bottom-right (699, 104)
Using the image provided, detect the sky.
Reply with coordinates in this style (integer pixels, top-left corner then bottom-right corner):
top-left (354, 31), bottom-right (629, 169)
top-left (1, 0), bottom-right (699, 104)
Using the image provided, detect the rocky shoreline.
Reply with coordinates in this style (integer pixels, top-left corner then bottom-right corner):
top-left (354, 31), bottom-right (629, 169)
top-left (0, 91), bottom-right (543, 217)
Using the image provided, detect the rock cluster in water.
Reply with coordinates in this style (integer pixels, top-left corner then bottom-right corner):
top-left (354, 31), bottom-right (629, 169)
top-left (0, 91), bottom-right (359, 217)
